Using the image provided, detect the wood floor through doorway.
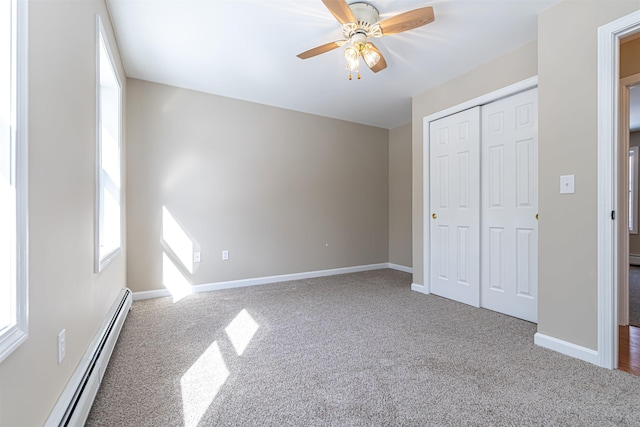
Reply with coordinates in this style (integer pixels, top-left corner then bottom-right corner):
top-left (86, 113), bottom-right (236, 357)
top-left (619, 325), bottom-right (640, 376)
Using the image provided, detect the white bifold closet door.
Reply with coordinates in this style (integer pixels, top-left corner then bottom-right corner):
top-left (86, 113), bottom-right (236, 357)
top-left (480, 88), bottom-right (538, 323)
top-left (429, 107), bottom-right (481, 308)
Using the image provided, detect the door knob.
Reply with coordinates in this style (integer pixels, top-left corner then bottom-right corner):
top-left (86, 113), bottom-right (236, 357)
top-left (535, 213), bottom-right (538, 220)
top-left (432, 213), bottom-right (437, 219)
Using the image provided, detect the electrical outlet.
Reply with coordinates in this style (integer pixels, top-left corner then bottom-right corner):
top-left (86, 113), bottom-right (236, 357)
top-left (222, 250), bottom-right (229, 261)
top-left (193, 252), bottom-right (201, 263)
top-left (58, 329), bottom-right (66, 364)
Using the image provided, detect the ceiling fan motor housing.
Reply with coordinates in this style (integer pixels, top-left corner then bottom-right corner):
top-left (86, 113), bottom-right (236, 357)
top-left (343, 2), bottom-right (380, 39)
top-left (349, 2), bottom-right (379, 26)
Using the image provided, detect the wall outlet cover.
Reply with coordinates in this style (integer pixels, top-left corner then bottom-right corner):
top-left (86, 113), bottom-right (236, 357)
top-left (560, 174), bottom-right (575, 194)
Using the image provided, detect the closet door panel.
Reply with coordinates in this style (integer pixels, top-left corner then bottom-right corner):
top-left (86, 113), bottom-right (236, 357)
top-left (480, 88), bottom-right (538, 323)
top-left (429, 107), bottom-right (481, 307)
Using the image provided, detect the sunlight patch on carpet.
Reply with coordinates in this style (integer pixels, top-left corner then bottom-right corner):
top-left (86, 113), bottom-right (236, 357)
top-left (225, 309), bottom-right (259, 356)
top-left (180, 341), bottom-right (229, 427)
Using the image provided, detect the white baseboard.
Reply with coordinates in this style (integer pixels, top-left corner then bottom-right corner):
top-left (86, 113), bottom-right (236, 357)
top-left (133, 263), bottom-right (400, 301)
top-left (534, 332), bottom-right (600, 366)
top-left (411, 282), bottom-right (429, 294)
top-left (630, 254), bottom-right (640, 265)
top-left (132, 288), bottom-right (173, 301)
top-left (45, 288), bottom-right (132, 427)
top-left (388, 263), bottom-right (413, 274)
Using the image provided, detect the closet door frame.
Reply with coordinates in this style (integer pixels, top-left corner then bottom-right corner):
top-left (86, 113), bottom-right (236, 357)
top-left (416, 76), bottom-right (538, 296)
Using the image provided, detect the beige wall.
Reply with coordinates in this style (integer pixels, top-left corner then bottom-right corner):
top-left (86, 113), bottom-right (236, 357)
top-left (621, 35), bottom-right (640, 78)
top-left (0, 1), bottom-right (127, 426)
top-left (411, 41), bottom-right (538, 285)
top-left (630, 132), bottom-right (640, 255)
top-left (126, 79), bottom-right (389, 292)
top-left (389, 122), bottom-right (412, 268)
top-left (537, 0), bottom-right (640, 350)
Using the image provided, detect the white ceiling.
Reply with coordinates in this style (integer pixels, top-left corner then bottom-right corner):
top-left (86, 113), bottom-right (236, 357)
top-left (107, 0), bottom-right (560, 129)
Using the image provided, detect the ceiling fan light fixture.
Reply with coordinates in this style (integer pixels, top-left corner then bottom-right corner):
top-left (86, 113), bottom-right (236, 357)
top-left (362, 43), bottom-right (380, 68)
top-left (344, 45), bottom-right (360, 72)
top-left (344, 45), bottom-right (359, 63)
top-left (346, 60), bottom-right (360, 73)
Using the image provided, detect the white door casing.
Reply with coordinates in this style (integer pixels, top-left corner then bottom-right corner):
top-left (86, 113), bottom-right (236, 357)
top-left (480, 88), bottom-right (539, 323)
top-left (429, 107), bottom-right (481, 307)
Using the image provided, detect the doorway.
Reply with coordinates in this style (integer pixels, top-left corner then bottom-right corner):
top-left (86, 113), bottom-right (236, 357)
top-left (596, 10), bottom-right (640, 370)
top-left (620, 75), bottom-right (640, 375)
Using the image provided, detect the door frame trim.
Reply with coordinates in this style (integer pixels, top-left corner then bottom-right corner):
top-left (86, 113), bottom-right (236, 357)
top-left (421, 76), bottom-right (538, 294)
top-left (597, 11), bottom-right (640, 370)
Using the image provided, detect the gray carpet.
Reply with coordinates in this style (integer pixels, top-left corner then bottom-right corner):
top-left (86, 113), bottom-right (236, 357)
top-left (630, 266), bottom-right (640, 328)
top-left (87, 269), bottom-right (640, 426)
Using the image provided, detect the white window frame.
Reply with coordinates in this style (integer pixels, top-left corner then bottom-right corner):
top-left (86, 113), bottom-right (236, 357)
top-left (0, 0), bottom-right (28, 363)
top-left (95, 16), bottom-right (122, 272)
top-left (630, 146), bottom-right (638, 234)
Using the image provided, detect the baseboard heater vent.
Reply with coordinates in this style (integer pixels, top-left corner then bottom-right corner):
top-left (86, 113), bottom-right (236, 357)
top-left (45, 288), bottom-right (132, 427)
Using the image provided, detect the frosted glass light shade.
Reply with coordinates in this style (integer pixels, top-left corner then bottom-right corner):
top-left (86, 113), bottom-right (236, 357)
top-left (362, 43), bottom-right (380, 68)
top-left (344, 46), bottom-right (360, 72)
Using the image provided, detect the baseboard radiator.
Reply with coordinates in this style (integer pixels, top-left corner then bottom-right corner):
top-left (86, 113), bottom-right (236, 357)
top-left (45, 288), bottom-right (132, 427)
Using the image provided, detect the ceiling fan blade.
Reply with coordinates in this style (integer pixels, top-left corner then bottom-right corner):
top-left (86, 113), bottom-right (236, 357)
top-left (297, 41), bottom-right (345, 59)
top-left (366, 43), bottom-right (387, 73)
top-left (321, 0), bottom-right (356, 25)
top-left (378, 6), bottom-right (435, 35)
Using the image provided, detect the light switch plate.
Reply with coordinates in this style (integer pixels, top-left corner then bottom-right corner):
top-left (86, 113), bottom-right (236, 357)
top-left (560, 174), bottom-right (575, 194)
top-left (193, 252), bottom-right (201, 263)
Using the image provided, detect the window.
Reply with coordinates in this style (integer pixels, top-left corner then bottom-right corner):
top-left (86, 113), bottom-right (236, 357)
top-left (630, 146), bottom-right (638, 234)
top-left (95, 16), bottom-right (122, 272)
top-left (0, 0), bottom-right (27, 362)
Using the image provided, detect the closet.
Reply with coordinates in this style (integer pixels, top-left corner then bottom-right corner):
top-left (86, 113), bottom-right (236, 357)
top-left (428, 88), bottom-right (538, 323)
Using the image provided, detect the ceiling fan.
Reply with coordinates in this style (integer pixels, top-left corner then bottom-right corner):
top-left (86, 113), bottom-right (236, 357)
top-left (297, 0), bottom-right (435, 80)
